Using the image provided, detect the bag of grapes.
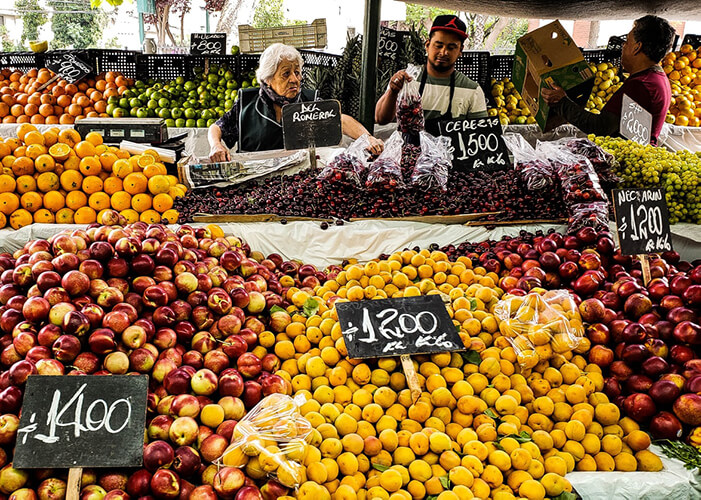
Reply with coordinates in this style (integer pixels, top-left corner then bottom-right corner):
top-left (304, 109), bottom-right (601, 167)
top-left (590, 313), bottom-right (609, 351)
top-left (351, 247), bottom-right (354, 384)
top-left (216, 393), bottom-right (312, 489)
top-left (502, 133), bottom-right (555, 191)
top-left (410, 131), bottom-right (450, 191)
top-left (567, 201), bottom-right (610, 234)
top-left (397, 64), bottom-right (425, 143)
top-left (318, 134), bottom-right (372, 185)
top-left (366, 131), bottom-right (406, 190)
top-left (494, 290), bottom-right (585, 369)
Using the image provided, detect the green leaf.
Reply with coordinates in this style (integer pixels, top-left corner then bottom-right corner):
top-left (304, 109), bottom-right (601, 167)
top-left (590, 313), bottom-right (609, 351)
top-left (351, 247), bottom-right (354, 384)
top-left (553, 492), bottom-right (578, 500)
top-left (439, 475), bottom-right (450, 489)
top-left (461, 350), bottom-right (481, 365)
top-left (426, 496), bottom-right (438, 500)
top-left (270, 305), bottom-right (286, 314)
top-left (469, 298), bottom-right (478, 310)
top-left (493, 441), bottom-right (504, 451)
top-left (372, 463), bottom-right (389, 472)
top-left (302, 298), bottom-right (319, 317)
top-left (484, 409), bottom-right (498, 419)
top-left (504, 431), bottom-right (532, 443)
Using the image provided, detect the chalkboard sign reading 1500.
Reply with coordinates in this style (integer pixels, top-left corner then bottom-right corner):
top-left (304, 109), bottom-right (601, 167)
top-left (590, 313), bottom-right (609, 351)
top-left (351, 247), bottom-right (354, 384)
top-left (438, 116), bottom-right (511, 172)
top-left (336, 295), bottom-right (464, 359)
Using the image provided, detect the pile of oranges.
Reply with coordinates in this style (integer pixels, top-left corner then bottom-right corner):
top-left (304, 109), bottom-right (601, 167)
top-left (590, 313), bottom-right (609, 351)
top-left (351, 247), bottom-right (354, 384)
top-left (0, 68), bottom-right (133, 125)
top-left (0, 124), bottom-right (186, 229)
top-left (663, 44), bottom-right (701, 127)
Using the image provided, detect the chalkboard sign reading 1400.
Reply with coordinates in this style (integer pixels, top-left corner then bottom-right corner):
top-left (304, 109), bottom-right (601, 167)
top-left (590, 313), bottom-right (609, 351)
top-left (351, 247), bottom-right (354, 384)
top-left (336, 295), bottom-right (464, 359)
top-left (613, 188), bottom-right (673, 256)
top-left (14, 375), bottom-right (148, 469)
top-left (190, 33), bottom-right (227, 55)
top-left (282, 99), bottom-right (342, 150)
top-left (438, 116), bottom-right (511, 172)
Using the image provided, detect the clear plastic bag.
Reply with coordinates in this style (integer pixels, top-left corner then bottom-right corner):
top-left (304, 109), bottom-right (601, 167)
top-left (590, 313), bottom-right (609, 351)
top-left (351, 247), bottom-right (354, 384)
top-left (537, 141), bottom-right (607, 205)
top-left (567, 202), bottom-right (610, 235)
top-left (366, 131), bottom-right (405, 190)
top-left (563, 137), bottom-right (622, 188)
top-left (318, 134), bottom-right (372, 185)
top-left (411, 132), bottom-right (450, 191)
top-left (503, 133), bottom-right (555, 191)
top-left (495, 290), bottom-right (585, 369)
top-left (396, 65), bottom-right (425, 138)
top-left (216, 393), bottom-right (312, 489)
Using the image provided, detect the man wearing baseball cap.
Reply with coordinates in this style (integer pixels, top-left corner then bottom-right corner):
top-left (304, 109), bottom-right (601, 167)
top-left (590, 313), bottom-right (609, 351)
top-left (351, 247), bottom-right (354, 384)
top-left (375, 14), bottom-right (488, 135)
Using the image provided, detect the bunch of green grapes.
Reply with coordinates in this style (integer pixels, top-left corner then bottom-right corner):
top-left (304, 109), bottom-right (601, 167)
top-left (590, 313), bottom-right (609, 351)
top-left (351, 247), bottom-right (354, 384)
top-left (591, 135), bottom-right (701, 224)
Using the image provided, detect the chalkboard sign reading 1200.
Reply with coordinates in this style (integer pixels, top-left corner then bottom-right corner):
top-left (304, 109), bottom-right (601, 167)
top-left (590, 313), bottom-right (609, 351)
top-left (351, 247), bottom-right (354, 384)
top-left (336, 295), bottom-right (464, 359)
top-left (613, 188), bottom-right (673, 256)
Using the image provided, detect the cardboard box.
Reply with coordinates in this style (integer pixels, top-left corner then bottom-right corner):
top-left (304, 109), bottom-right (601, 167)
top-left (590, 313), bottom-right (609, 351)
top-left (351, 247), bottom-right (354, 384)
top-left (512, 21), bottom-right (595, 131)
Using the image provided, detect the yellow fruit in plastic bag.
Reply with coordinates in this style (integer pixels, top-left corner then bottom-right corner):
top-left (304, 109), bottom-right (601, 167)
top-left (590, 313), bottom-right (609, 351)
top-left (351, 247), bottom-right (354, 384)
top-left (284, 438), bottom-right (308, 461)
top-left (220, 446), bottom-right (249, 467)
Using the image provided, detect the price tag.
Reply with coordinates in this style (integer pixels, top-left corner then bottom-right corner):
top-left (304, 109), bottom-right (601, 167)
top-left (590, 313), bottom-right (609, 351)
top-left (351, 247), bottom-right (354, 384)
top-left (336, 295), bottom-right (464, 359)
top-left (190, 33), bottom-right (227, 55)
top-left (14, 375), bottom-right (148, 468)
top-left (620, 94), bottom-right (652, 145)
top-left (379, 27), bottom-right (401, 62)
top-left (613, 188), bottom-right (673, 256)
top-left (438, 116), bottom-right (511, 171)
top-left (44, 53), bottom-right (93, 84)
top-left (282, 99), bottom-right (342, 150)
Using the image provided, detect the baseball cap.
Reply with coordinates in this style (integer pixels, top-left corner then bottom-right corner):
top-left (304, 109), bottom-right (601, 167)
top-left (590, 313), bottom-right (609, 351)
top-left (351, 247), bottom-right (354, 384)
top-left (430, 15), bottom-right (468, 41)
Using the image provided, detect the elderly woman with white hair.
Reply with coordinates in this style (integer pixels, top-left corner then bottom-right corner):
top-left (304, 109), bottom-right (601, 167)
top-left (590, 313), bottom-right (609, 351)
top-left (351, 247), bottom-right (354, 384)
top-left (208, 43), bottom-right (384, 160)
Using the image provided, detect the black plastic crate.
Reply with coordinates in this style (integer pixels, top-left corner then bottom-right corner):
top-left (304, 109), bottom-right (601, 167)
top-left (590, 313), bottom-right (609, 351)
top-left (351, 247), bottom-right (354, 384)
top-left (300, 50), bottom-right (341, 68)
top-left (239, 54), bottom-right (260, 77)
top-left (682, 34), bottom-right (701, 50)
top-left (488, 54), bottom-right (514, 81)
top-left (582, 49), bottom-right (610, 65)
top-left (455, 50), bottom-right (490, 89)
top-left (136, 54), bottom-right (187, 81)
top-left (89, 49), bottom-right (139, 79)
top-left (0, 52), bottom-right (45, 71)
top-left (185, 54), bottom-right (239, 78)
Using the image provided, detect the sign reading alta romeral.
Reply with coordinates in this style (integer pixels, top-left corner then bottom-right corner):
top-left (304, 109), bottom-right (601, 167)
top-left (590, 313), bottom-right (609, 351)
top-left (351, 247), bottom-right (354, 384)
top-left (281, 99), bottom-right (342, 150)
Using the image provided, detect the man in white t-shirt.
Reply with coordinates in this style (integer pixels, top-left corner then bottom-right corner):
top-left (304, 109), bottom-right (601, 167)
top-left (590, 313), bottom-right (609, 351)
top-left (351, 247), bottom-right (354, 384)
top-left (375, 14), bottom-right (488, 136)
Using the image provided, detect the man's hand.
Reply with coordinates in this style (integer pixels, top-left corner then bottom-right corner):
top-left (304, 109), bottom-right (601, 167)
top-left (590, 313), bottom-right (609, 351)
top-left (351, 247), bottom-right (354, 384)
top-left (541, 83), bottom-right (567, 105)
top-left (388, 70), bottom-right (412, 94)
top-left (208, 143), bottom-right (231, 163)
top-left (366, 136), bottom-right (384, 156)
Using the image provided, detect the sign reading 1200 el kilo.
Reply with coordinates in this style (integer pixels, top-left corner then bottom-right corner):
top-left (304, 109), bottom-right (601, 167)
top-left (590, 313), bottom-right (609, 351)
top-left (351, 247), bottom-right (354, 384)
top-left (14, 375), bottom-right (148, 469)
top-left (438, 116), bottom-right (511, 172)
top-left (336, 295), bottom-right (464, 359)
top-left (613, 188), bottom-right (673, 256)
top-left (281, 99), bottom-right (342, 150)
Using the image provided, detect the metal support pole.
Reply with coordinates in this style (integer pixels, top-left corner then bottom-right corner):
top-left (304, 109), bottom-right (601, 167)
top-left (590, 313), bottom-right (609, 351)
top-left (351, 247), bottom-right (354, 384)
top-left (359, 0), bottom-right (381, 133)
top-left (139, 13), bottom-right (145, 46)
top-left (206, 10), bottom-right (210, 33)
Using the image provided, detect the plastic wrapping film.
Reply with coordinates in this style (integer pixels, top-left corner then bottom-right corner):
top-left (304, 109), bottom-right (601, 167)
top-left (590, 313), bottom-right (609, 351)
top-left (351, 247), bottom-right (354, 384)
top-left (503, 132), bottom-right (555, 191)
top-left (410, 132), bottom-right (451, 191)
top-left (366, 131), bottom-right (405, 190)
top-left (396, 64), bottom-right (425, 141)
top-left (318, 134), bottom-right (372, 185)
top-left (567, 202), bottom-right (611, 235)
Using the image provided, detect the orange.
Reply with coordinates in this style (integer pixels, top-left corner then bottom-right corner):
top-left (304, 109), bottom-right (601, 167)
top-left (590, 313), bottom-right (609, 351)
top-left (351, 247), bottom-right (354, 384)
top-left (17, 123), bottom-right (37, 142)
top-left (115, 149), bottom-right (130, 160)
top-left (0, 142), bottom-right (11, 159)
top-left (142, 149), bottom-right (160, 160)
top-left (99, 152), bottom-right (117, 171)
top-left (136, 154), bottom-right (155, 168)
top-left (74, 206), bottom-right (97, 224)
top-left (120, 208), bottom-right (139, 224)
top-left (142, 163), bottom-right (166, 178)
top-left (166, 175), bottom-right (178, 187)
top-left (148, 175), bottom-right (170, 195)
top-left (113, 159), bottom-right (133, 178)
top-left (110, 191), bottom-right (132, 211)
top-left (12, 156), bottom-right (34, 176)
top-left (103, 177), bottom-right (123, 195)
top-left (14, 146), bottom-right (27, 158)
top-left (4, 138), bottom-right (20, 153)
top-left (123, 172), bottom-right (148, 195)
top-left (79, 156), bottom-right (101, 176)
top-left (0, 212), bottom-right (6, 228)
top-left (139, 209), bottom-right (161, 224)
top-left (66, 191), bottom-right (88, 210)
top-left (33, 208), bottom-right (54, 223)
top-left (20, 192), bottom-right (42, 212)
top-left (48, 143), bottom-right (71, 161)
top-left (0, 174), bottom-right (16, 193)
top-left (0, 193), bottom-right (20, 215)
top-left (55, 207), bottom-right (74, 224)
top-left (74, 141), bottom-right (96, 159)
top-left (9, 209), bottom-right (32, 229)
top-left (82, 176), bottom-right (103, 194)
top-left (60, 170), bottom-right (83, 191)
top-left (63, 155), bottom-right (80, 171)
top-left (152, 193), bottom-right (173, 213)
top-left (16, 175), bottom-right (37, 194)
top-left (85, 132), bottom-right (103, 147)
top-left (25, 144), bottom-right (46, 159)
top-left (131, 193), bottom-right (152, 212)
top-left (168, 186), bottom-right (186, 199)
top-left (37, 172), bottom-right (59, 193)
top-left (43, 191), bottom-right (65, 212)
top-left (94, 144), bottom-right (108, 155)
top-left (34, 154), bottom-right (55, 173)
top-left (161, 209), bottom-right (179, 224)
top-left (42, 129), bottom-right (58, 147)
top-left (88, 192), bottom-right (110, 211)
top-left (1, 156), bottom-right (15, 169)
top-left (23, 130), bottom-right (45, 146)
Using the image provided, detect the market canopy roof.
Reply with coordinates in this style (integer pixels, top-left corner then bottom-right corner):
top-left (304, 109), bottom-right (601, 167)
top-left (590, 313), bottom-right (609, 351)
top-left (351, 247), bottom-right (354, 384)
top-left (399, 0), bottom-right (701, 21)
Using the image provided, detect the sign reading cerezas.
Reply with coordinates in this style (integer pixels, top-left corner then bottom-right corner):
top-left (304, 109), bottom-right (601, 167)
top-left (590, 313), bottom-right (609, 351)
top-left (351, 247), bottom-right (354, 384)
top-left (281, 99), bottom-right (342, 150)
top-left (613, 188), bottom-right (673, 256)
top-left (438, 116), bottom-right (511, 172)
top-left (14, 375), bottom-right (148, 468)
top-left (44, 53), bottom-right (93, 84)
top-left (336, 295), bottom-right (464, 359)
top-left (620, 94), bottom-right (652, 145)
top-left (190, 33), bottom-right (227, 55)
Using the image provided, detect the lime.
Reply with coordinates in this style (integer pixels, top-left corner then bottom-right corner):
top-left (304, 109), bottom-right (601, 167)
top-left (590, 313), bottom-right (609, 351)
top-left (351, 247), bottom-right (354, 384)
top-left (119, 97), bottom-right (129, 108)
top-left (165, 119), bottom-right (175, 127)
top-left (175, 118), bottom-right (186, 127)
top-left (184, 108), bottom-right (197, 120)
top-left (114, 108), bottom-right (128, 118)
top-left (185, 119), bottom-right (196, 128)
top-left (158, 98), bottom-right (170, 108)
top-left (136, 108), bottom-right (149, 119)
top-left (158, 108), bottom-right (171, 119)
top-left (196, 118), bottom-right (207, 128)
top-left (171, 108), bottom-right (183, 119)
top-left (147, 99), bottom-right (158, 110)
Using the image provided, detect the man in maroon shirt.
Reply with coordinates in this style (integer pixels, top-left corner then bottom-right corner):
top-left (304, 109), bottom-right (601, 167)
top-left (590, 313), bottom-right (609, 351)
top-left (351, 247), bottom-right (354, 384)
top-left (542, 15), bottom-right (675, 145)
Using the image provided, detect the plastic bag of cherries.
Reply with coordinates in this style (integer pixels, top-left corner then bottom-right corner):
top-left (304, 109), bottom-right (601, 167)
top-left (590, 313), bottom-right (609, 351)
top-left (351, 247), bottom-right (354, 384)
top-left (503, 133), bottom-right (555, 191)
top-left (567, 201), bottom-right (610, 235)
top-left (396, 65), bottom-right (425, 142)
top-left (411, 132), bottom-right (450, 191)
top-left (318, 134), bottom-right (372, 185)
top-left (366, 131), bottom-right (406, 190)
top-left (537, 141), bottom-right (607, 205)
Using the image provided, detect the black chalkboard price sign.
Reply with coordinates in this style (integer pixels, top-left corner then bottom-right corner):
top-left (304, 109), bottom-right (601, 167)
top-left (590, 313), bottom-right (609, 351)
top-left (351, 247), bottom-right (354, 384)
top-left (190, 33), bottom-right (227, 55)
top-left (620, 94), bottom-right (652, 145)
top-left (438, 116), bottom-right (511, 172)
top-left (613, 188), bottom-right (673, 256)
top-left (14, 375), bottom-right (148, 469)
top-left (336, 295), bottom-right (464, 359)
top-left (45, 53), bottom-right (93, 84)
top-left (282, 99), bottom-right (342, 150)
top-left (379, 27), bottom-right (402, 63)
